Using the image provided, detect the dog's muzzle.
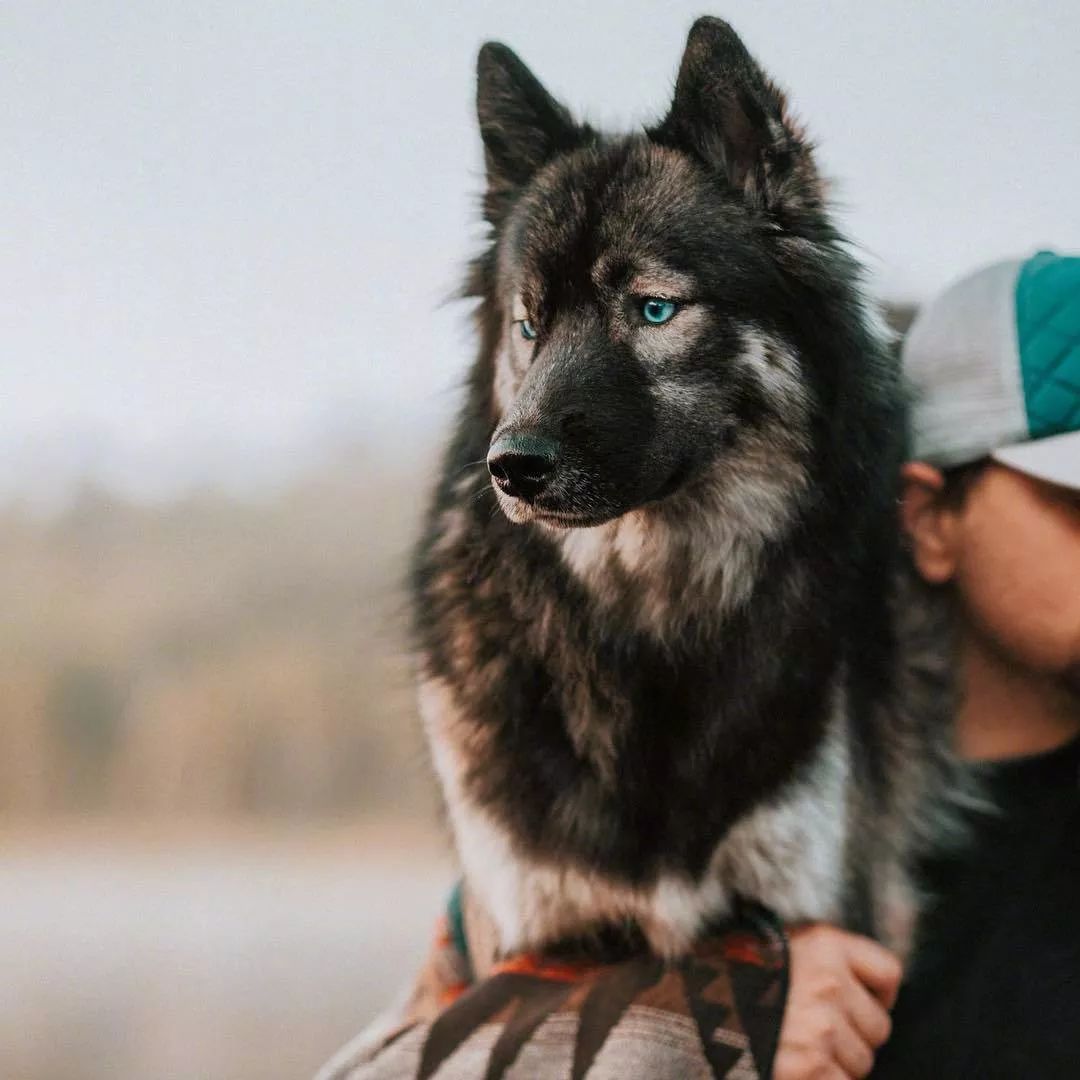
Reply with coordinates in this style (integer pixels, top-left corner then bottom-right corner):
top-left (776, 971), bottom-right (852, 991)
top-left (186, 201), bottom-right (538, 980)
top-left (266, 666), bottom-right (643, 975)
top-left (487, 433), bottom-right (559, 503)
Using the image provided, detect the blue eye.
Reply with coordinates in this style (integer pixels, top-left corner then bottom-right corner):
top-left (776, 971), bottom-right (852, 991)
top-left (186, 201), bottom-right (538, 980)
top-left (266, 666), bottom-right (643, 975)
top-left (642, 298), bottom-right (678, 325)
top-left (519, 318), bottom-right (538, 341)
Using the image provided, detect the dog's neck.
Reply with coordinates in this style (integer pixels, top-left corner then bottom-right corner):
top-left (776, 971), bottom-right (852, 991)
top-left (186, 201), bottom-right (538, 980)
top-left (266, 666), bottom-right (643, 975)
top-left (547, 461), bottom-right (805, 642)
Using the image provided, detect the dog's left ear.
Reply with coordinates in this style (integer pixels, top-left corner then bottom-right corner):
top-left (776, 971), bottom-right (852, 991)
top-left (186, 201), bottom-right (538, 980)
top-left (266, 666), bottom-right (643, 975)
top-left (476, 43), bottom-right (587, 226)
top-left (651, 18), bottom-right (823, 218)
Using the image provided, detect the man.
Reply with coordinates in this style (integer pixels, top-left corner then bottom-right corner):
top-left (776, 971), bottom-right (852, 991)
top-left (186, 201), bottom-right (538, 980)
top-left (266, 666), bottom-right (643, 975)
top-left (866, 250), bottom-right (1080, 1076)
top-left (783, 250), bottom-right (1080, 1079)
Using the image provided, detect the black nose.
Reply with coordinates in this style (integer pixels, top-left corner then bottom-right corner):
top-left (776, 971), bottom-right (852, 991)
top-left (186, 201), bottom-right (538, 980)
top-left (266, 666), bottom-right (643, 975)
top-left (487, 434), bottom-right (559, 502)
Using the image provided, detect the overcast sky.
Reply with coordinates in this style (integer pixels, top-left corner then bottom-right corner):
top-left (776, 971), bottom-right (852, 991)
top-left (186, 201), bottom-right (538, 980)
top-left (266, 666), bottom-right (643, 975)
top-left (3, 2), bottom-right (1079, 503)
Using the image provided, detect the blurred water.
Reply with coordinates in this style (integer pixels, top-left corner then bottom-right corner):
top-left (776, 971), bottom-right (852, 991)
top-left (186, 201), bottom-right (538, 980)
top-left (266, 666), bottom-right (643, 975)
top-left (0, 830), bottom-right (451, 1080)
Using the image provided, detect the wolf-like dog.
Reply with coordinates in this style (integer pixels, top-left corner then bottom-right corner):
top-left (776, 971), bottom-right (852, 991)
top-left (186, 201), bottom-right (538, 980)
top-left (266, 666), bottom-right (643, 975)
top-left (412, 17), bottom-right (956, 962)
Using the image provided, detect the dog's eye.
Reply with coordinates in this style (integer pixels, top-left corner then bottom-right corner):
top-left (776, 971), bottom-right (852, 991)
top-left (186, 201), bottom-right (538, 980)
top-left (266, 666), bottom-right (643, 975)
top-left (517, 318), bottom-right (538, 341)
top-left (641, 298), bottom-right (678, 325)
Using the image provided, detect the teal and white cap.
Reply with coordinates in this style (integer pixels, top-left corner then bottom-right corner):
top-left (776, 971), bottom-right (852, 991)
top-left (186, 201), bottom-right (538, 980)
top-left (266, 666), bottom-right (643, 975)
top-left (902, 251), bottom-right (1080, 491)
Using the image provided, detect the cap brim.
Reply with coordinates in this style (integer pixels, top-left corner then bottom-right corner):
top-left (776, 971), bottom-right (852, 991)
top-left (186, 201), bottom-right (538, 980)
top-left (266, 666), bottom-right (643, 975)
top-left (991, 430), bottom-right (1080, 491)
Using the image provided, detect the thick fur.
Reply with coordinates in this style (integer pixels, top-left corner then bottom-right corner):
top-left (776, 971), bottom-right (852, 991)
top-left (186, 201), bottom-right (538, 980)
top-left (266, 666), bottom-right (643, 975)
top-left (411, 18), bottom-right (958, 959)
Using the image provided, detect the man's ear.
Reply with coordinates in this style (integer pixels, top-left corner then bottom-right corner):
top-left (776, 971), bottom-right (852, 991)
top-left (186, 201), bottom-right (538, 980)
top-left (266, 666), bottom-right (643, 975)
top-left (900, 462), bottom-right (961, 585)
top-left (649, 17), bottom-right (823, 218)
top-left (475, 43), bottom-right (587, 226)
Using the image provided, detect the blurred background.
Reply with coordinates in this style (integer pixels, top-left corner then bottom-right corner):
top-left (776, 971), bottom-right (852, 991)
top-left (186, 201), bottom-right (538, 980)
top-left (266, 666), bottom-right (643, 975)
top-left (3, 2), bottom-right (1078, 1077)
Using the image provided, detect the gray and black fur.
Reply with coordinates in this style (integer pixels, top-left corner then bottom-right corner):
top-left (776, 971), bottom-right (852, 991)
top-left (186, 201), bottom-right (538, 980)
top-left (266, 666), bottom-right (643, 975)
top-left (411, 17), bottom-right (958, 959)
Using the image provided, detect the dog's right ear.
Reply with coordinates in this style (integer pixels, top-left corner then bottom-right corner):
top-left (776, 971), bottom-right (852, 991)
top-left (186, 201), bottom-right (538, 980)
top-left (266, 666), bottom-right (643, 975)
top-left (476, 43), bottom-right (582, 225)
top-left (651, 18), bottom-right (823, 220)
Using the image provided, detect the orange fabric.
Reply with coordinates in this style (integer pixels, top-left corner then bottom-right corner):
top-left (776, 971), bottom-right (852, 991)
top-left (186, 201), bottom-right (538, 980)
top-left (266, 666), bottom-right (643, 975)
top-left (489, 952), bottom-right (604, 983)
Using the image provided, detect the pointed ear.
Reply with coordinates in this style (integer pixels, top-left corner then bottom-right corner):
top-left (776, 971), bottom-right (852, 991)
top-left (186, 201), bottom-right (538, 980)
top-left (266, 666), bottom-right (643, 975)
top-left (476, 42), bottom-right (584, 224)
top-left (651, 18), bottom-right (822, 217)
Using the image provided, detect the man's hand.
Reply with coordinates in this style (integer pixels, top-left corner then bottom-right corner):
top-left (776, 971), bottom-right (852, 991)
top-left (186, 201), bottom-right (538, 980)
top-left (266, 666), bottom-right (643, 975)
top-left (773, 923), bottom-right (903, 1080)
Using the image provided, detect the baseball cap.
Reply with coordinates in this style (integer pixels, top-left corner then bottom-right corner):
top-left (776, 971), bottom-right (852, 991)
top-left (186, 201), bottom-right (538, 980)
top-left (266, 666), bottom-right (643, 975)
top-left (902, 251), bottom-right (1080, 491)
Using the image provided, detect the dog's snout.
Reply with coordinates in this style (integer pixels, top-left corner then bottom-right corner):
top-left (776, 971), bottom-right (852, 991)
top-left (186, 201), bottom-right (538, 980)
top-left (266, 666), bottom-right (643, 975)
top-left (488, 434), bottom-right (559, 502)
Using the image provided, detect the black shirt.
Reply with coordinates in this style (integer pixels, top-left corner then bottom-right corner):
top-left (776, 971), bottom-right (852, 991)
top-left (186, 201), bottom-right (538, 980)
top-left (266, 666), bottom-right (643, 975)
top-left (874, 734), bottom-right (1080, 1078)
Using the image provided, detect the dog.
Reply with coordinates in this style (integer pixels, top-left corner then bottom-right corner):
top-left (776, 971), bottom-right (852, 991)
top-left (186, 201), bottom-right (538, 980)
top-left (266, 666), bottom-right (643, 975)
top-left (411, 16), bottom-right (958, 964)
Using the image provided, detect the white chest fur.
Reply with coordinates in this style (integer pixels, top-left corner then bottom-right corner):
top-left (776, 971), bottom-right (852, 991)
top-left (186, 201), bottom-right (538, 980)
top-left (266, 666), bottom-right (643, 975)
top-left (420, 675), bottom-right (855, 958)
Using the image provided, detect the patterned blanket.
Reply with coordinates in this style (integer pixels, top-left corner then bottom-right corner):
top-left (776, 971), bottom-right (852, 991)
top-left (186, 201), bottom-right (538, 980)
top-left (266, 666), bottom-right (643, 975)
top-left (315, 886), bottom-right (789, 1080)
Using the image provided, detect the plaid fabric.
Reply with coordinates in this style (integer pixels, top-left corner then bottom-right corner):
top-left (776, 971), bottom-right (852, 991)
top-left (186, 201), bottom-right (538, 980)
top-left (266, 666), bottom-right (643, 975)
top-left (316, 890), bottom-right (788, 1080)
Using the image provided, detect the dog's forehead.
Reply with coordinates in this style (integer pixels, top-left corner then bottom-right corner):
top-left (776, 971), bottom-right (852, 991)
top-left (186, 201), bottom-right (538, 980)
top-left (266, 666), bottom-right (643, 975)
top-left (500, 139), bottom-right (707, 310)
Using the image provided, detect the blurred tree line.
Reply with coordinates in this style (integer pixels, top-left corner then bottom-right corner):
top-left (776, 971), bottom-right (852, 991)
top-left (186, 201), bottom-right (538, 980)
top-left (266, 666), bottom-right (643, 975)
top-left (0, 447), bottom-right (435, 822)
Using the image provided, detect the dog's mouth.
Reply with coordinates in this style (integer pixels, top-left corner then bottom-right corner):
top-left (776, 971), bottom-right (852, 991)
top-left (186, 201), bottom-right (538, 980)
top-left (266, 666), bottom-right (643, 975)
top-left (493, 454), bottom-right (697, 529)
top-left (646, 456), bottom-right (694, 505)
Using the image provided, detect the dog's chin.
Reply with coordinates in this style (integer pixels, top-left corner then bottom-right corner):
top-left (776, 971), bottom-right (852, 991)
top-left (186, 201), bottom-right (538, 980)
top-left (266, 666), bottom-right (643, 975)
top-left (493, 493), bottom-right (617, 529)
top-left (493, 483), bottom-right (683, 530)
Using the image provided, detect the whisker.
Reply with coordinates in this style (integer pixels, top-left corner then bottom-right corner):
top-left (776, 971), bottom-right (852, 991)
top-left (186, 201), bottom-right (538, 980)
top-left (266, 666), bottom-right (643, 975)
top-left (457, 458), bottom-right (489, 473)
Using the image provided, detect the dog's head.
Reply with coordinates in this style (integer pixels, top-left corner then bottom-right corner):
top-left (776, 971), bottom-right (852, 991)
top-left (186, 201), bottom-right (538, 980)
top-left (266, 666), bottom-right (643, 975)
top-left (470, 18), bottom-right (885, 530)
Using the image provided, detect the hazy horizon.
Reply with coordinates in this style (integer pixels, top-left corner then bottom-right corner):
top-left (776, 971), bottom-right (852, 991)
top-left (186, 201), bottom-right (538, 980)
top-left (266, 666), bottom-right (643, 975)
top-left (5, 1), bottom-right (1079, 506)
